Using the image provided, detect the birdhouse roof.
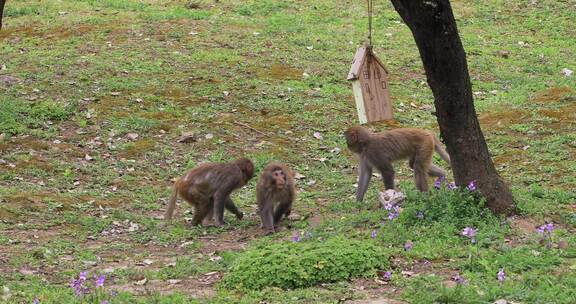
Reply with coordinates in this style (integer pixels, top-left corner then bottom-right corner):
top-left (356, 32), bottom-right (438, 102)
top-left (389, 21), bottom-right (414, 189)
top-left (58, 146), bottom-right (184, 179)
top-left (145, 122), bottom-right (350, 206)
top-left (347, 46), bottom-right (389, 81)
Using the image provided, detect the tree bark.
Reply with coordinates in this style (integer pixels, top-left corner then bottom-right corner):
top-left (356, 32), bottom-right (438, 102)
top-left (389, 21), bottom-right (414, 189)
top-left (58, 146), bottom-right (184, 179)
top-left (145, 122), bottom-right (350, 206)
top-left (0, 0), bottom-right (6, 30)
top-left (389, 0), bottom-right (515, 214)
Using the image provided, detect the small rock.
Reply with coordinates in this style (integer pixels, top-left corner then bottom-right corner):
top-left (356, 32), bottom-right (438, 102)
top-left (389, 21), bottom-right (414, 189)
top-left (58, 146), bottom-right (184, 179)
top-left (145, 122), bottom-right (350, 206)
top-left (497, 50), bottom-right (510, 58)
top-left (205, 133), bottom-right (214, 140)
top-left (0, 75), bottom-right (20, 87)
top-left (134, 278), bottom-right (147, 286)
top-left (294, 172), bottom-right (306, 180)
top-left (561, 68), bottom-right (573, 77)
top-left (493, 300), bottom-right (508, 304)
top-left (19, 268), bottom-right (35, 276)
top-left (177, 132), bottom-right (197, 143)
top-left (110, 92), bottom-right (121, 96)
top-left (287, 213), bottom-right (301, 221)
top-left (128, 222), bottom-right (139, 232)
top-left (126, 133), bottom-right (139, 140)
top-left (168, 279), bottom-right (182, 284)
top-left (313, 132), bottom-right (323, 140)
top-left (84, 154), bottom-right (94, 161)
top-left (209, 256), bottom-right (222, 262)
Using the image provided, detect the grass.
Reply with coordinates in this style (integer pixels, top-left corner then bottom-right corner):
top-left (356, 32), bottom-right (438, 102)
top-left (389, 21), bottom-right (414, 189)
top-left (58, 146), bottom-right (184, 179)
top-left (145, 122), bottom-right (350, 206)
top-left (0, 0), bottom-right (575, 303)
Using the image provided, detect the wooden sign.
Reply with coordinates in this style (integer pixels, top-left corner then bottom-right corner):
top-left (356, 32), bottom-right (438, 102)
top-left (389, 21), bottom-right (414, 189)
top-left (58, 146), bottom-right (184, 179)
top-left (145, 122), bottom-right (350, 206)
top-left (347, 46), bottom-right (393, 124)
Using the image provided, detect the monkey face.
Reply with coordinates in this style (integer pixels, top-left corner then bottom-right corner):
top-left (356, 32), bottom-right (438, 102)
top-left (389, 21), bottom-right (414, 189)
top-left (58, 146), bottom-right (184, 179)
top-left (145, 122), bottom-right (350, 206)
top-left (344, 128), bottom-right (360, 152)
top-left (236, 158), bottom-right (254, 181)
top-left (272, 170), bottom-right (286, 189)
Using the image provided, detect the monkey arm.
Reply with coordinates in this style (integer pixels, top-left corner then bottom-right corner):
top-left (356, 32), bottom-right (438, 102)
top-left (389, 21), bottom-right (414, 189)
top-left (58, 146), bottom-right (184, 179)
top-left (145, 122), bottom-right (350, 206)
top-left (257, 193), bottom-right (275, 233)
top-left (224, 196), bottom-right (243, 220)
top-left (357, 157), bottom-right (373, 202)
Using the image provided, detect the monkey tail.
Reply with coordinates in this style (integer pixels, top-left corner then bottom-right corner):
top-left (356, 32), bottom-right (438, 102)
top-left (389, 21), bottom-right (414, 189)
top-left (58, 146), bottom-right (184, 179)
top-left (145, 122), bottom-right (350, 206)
top-left (164, 183), bottom-right (179, 221)
top-left (433, 136), bottom-right (451, 166)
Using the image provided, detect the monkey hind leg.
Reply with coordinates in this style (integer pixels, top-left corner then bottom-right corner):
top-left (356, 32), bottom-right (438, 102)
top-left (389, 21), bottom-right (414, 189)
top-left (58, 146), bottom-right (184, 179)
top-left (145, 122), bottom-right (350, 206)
top-left (412, 158), bottom-right (431, 192)
top-left (201, 200), bottom-right (215, 225)
top-left (191, 202), bottom-right (212, 226)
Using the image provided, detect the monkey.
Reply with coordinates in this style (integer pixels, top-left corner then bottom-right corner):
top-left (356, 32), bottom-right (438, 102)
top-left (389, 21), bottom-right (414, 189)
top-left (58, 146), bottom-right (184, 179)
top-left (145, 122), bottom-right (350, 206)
top-left (256, 162), bottom-right (296, 235)
top-left (164, 158), bottom-right (254, 227)
top-left (344, 126), bottom-right (450, 201)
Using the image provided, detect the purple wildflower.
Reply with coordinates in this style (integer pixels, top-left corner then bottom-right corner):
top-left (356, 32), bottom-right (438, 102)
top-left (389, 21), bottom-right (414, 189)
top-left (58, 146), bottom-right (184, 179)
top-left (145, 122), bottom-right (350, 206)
top-left (497, 268), bottom-right (506, 282)
top-left (416, 211), bottom-right (424, 219)
top-left (467, 180), bottom-right (477, 191)
top-left (404, 240), bottom-right (413, 251)
top-left (70, 271), bottom-right (88, 296)
top-left (452, 273), bottom-right (466, 284)
top-left (385, 205), bottom-right (400, 221)
top-left (447, 182), bottom-right (457, 190)
top-left (371, 230), bottom-right (377, 239)
top-left (537, 223), bottom-right (554, 248)
top-left (291, 231), bottom-right (300, 242)
top-left (423, 259), bottom-right (431, 267)
top-left (95, 275), bottom-right (106, 288)
top-left (462, 227), bottom-right (477, 244)
top-left (382, 271), bottom-right (392, 281)
top-left (434, 177), bottom-right (444, 190)
top-left (461, 227), bottom-right (477, 238)
top-left (537, 223), bottom-right (554, 234)
top-left (100, 301), bottom-right (109, 304)
top-left (383, 203), bottom-right (393, 211)
top-left (33, 299), bottom-right (40, 304)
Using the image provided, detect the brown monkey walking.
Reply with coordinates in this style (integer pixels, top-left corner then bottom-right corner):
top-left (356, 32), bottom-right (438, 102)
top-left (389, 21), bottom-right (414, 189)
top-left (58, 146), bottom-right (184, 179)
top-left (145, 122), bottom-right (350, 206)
top-left (344, 126), bottom-right (450, 201)
top-left (257, 162), bottom-right (295, 234)
top-left (164, 158), bottom-right (254, 226)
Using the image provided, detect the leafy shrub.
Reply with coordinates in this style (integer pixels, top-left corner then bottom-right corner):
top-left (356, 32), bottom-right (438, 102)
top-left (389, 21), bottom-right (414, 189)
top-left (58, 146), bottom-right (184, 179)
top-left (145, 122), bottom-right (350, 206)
top-left (29, 101), bottom-right (70, 122)
top-left (0, 99), bottom-right (73, 135)
top-left (222, 237), bottom-right (390, 290)
top-left (400, 187), bottom-right (500, 230)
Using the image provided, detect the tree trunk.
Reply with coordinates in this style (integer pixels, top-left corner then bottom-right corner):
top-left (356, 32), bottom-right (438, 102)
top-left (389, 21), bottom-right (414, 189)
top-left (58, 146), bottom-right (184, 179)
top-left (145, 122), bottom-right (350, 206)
top-left (0, 0), bottom-right (6, 30)
top-left (389, 0), bottom-right (515, 215)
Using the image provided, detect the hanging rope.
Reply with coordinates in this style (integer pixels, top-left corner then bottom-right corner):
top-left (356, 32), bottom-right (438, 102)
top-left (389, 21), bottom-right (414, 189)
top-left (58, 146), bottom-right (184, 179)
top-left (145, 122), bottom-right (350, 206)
top-left (367, 0), bottom-right (373, 47)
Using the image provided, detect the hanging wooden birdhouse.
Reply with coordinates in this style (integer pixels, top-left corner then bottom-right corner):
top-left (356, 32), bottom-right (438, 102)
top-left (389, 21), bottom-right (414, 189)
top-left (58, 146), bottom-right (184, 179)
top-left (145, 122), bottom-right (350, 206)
top-left (347, 46), bottom-right (393, 124)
